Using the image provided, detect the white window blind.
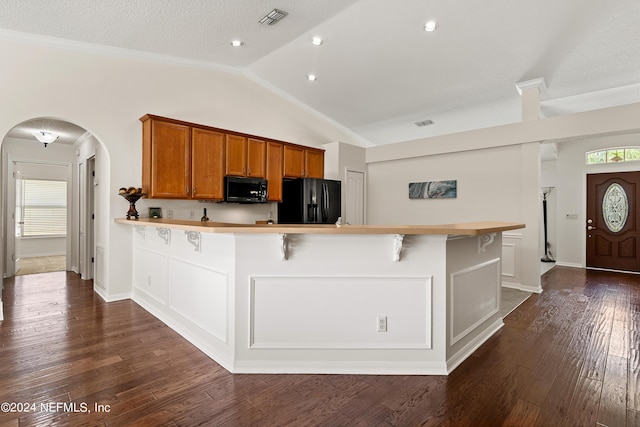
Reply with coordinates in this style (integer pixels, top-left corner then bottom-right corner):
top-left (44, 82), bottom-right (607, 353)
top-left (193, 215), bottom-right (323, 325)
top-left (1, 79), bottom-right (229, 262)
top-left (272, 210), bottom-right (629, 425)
top-left (19, 179), bottom-right (67, 237)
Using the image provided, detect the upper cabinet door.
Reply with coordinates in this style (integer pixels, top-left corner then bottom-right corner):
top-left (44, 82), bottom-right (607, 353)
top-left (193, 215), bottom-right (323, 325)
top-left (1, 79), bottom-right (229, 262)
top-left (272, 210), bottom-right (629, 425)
top-left (192, 128), bottom-right (225, 200)
top-left (144, 119), bottom-right (191, 198)
top-left (266, 141), bottom-right (284, 201)
top-left (283, 145), bottom-right (305, 178)
top-left (247, 138), bottom-right (266, 178)
top-left (305, 148), bottom-right (324, 179)
top-left (225, 134), bottom-right (247, 176)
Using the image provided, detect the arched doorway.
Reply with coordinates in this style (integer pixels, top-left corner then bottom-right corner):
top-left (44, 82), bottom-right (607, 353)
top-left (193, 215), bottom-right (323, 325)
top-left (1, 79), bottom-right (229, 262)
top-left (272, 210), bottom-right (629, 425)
top-left (2, 117), bottom-right (99, 280)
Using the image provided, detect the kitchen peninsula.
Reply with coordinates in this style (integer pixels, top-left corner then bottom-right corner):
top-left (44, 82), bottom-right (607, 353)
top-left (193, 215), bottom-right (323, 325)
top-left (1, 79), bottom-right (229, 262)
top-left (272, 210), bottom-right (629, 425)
top-left (117, 218), bottom-right (524, 375)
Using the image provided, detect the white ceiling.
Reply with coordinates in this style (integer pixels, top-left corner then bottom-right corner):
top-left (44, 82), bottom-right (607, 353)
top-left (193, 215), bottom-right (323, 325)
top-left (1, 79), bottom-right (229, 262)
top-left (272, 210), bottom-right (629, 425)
top-left (1, 0), bottom-right (639, 147)
top-left (5, 117), bottom-right (88, 146)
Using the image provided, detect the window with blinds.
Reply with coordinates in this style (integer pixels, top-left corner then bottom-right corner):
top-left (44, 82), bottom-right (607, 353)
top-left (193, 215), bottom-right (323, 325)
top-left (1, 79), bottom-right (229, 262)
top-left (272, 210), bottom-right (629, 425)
top-left (17, 179), bottom-right (67, 237)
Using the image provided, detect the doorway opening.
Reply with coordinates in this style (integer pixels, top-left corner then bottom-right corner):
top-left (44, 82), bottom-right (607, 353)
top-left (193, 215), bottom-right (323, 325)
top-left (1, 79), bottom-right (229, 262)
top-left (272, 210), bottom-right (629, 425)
top-left (2, 117), bottom-right (100, 280)
top-left (14, 174), bottom-right (68, 275)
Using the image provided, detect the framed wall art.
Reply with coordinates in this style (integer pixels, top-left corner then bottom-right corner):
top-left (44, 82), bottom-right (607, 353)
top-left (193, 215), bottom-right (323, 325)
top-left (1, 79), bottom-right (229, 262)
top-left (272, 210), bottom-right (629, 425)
top-left (408, 180), bottom-right (457, 199)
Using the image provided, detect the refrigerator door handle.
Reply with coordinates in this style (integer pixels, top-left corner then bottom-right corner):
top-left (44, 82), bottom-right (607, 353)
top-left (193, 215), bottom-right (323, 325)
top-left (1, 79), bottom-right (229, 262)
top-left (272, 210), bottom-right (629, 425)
top-left (322, 182), bottom-right (329, 222)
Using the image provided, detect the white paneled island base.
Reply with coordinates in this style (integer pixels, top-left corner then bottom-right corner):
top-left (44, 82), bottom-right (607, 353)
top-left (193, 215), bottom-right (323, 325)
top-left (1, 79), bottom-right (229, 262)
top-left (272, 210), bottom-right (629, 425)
top-left (117, 219), bottom-right (524, 375)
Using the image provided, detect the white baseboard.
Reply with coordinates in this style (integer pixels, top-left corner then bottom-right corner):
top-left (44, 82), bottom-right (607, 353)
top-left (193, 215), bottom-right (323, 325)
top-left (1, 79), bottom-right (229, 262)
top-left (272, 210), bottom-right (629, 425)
top-left (555, 261), bottom-right (583, 268)
top-left (93, 286), bottom-right (130, 302)
top-left (231, 360), bottom-right (448, 375)
top-left (446, 317), bottom-right (504, 374)
top-left (502, 281), bottom-right (542, 294)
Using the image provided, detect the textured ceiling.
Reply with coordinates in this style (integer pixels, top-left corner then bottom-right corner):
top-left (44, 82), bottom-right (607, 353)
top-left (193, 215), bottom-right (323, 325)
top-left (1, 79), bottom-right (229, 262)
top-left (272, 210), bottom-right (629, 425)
top-left (1, 0), bottom-right (639, 147)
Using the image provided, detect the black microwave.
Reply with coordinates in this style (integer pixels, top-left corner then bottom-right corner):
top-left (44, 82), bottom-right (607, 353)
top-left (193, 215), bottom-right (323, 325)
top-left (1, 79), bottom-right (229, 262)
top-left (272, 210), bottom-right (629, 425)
top-left (224, 176), bottom-right (268, 203)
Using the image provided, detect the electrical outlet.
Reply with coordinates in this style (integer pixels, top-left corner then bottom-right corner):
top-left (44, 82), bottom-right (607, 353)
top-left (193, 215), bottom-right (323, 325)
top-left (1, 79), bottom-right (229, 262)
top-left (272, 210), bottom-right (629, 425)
top-left (167, 209), bottom-right (173, 219)
top-left (189, 210), bottom-right (195, 219)
top-left (377, 316), bottom-right (387, 332)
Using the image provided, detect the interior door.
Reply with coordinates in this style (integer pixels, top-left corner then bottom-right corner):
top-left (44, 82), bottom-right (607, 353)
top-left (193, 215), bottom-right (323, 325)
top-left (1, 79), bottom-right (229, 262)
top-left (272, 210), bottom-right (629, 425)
top-left (346, 170), bottom-right (365, 225)
top-left (586, 171), bottom-right (640, 271)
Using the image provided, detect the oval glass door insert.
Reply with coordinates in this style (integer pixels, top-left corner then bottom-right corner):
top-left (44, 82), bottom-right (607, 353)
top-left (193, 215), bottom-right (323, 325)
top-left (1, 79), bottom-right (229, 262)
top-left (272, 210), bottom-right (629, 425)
top-left (602, 183), bottom-right (628, 233)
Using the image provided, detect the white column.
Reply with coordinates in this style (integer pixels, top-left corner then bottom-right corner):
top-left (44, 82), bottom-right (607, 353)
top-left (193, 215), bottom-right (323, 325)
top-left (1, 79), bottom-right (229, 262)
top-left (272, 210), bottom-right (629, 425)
top-left (516, 78), bottom-right (547, 121)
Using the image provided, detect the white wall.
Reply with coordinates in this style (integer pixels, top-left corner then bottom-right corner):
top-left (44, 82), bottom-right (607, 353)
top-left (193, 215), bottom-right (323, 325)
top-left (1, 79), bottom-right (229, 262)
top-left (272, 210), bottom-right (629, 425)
top-left (365, 102), bottom-right (640, 291)
top-left (367, 145), bottom-right (524, 225)
top-left (0, 34), bottom-right (363, 300)
top-left (555, 132), bottom-right (640, 267)
top-left (367, 143), bottom-right (540, 292)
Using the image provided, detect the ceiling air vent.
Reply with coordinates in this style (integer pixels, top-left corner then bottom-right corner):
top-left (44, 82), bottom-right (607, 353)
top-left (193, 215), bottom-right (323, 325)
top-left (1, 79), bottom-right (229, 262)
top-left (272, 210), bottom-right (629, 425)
top-left (259, 9), bottom-right (288, 25)
top-left (415, 119), bottom-right (434, 127)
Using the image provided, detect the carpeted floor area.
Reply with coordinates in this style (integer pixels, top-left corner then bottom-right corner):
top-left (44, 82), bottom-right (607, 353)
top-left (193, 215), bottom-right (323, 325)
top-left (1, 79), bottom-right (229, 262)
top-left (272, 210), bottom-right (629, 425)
top-left (15, 256), bottom-right (66, 276)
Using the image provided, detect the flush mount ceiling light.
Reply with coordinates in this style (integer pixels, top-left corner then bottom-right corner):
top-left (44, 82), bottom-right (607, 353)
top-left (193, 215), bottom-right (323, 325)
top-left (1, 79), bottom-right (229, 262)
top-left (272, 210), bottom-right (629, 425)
top-left (311, 36), bottom-right (323, 46)
top-left (32, 131), bottom-right (59, 147)
top-left (307, 74), bottom-right (317, 81)
top-left (424, 20), bottom-right (439, 32)
top-left (259, 8), bottom-right (288, 25)
top-left (231, 40), bottom-right (243, 47)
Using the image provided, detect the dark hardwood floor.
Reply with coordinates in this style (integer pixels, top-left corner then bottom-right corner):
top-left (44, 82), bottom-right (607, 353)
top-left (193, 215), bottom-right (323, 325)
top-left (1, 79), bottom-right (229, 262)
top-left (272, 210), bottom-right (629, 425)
top-left (0, 267), bottom-right (639, 426)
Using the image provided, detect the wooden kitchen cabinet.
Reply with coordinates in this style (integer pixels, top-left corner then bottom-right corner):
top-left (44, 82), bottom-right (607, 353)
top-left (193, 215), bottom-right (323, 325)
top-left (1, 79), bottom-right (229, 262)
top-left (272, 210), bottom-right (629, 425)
top-left (283, 144), bottom-right (305, 178)
top-left (191, 128), bottom-right (225, 200)
top-left (142, 114), bottom-right (323, 200)
top-left (225, 135), bottom-right (266, 178)
top-left (142, 116), bottom-right (191, 198)
top-left (283, 144), bottom-right (324, 178)
top-left (266, 141), bottom-right (283, 201)
top-left (247, 138), bottom-right (266, 178)
top-left (225, 134), bottom-right (246, 176)
top-left (305, 148), bottom-right (324, 179)
top-left (142, 115), bottom-right (225, 200)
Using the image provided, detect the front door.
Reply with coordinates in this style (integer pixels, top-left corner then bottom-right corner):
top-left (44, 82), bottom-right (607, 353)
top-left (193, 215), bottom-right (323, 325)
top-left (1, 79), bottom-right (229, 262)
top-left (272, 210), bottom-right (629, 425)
top-left (586, 171), bottom-right (640, 272)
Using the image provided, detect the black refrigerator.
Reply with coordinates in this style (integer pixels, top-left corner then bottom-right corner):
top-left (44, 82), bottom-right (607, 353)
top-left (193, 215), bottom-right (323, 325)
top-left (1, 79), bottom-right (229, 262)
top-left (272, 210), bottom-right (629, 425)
top-left (278, 178), bottom-right (341, 224)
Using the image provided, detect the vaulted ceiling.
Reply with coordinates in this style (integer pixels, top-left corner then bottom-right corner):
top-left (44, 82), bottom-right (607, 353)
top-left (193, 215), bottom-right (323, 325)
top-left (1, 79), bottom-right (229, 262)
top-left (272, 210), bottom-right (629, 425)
top-left (1, 0), bottom-right (639, 147)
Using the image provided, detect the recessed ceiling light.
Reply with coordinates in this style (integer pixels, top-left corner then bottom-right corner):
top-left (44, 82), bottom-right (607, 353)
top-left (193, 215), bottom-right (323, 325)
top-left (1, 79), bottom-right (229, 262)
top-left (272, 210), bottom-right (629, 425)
top-left (307, 74), bottom-right (317, 81)
top-left (311, 36), bottom-right (323, 46)
top-left (424, 20), bottom-right (439, 32)
top-left (231, 40), bottom-right (243, 47)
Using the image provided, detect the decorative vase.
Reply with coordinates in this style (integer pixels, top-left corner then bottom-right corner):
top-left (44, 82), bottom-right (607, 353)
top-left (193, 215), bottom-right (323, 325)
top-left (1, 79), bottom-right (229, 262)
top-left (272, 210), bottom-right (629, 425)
top-left (120, 192), bottom-right (145, 220)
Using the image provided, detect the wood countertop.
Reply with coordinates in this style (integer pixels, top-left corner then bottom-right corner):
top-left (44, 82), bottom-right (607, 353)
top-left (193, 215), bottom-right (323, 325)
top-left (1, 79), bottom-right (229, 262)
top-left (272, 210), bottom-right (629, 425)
top-left (115, 218), bottom-right (525, 236)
